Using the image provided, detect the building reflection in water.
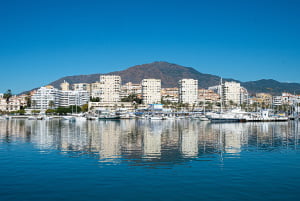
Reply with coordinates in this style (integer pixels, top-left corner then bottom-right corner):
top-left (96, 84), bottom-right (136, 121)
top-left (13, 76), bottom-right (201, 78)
top-left (98, 121), bottom-right (121, 162)
top-left (1, 119), bottom-right (300, 166)
top-left (142, 121), bottom-right (162, 159)
top-left (180, 121), bottom-right (198, 158)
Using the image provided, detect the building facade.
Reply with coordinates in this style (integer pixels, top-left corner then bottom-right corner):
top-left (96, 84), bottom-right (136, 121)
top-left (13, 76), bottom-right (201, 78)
top-left (31, 86), bottom-right (89, 110)
top-left (73, 83), bottom-right (91, 93)
top-left (161, 88), bottom-right (179, 103)
top-left (178, 79), bottom-right (198, 104)
top-left (60, 90), bottom-right (89, 107)
top-left (141, 79), bottom-right (161, 104)
top-left (272, 96), bottom-right (283, 106)
top-left (99, 75), bottom-right (121, 103)
top-left (198, 89), bottom-right (220, 103)
top-left (31, 87), bottom-right (61, 110)
top-left (0, 96), bottom-right (24, 112)
top-left (222, 81), bottom-right (241, 105)
top-left (120, 82), bottom-right (142, 99)
top-left (60, 80), bottom-right (70, 91)
top-left (90, 82), bottom-right (101, 98)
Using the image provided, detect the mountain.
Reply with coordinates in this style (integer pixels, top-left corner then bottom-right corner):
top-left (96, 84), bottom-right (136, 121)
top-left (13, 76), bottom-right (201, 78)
top-left (242, 79), bottom-right (300, 95)
top-left (28, 61), bottom-right (300, 95)
top-left (48, 61), bottom-right (234, 89)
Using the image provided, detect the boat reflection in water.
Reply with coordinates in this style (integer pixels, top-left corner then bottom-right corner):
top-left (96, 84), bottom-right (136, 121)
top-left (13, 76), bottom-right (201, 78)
top-left (0, 119), bottom-right (299, 167)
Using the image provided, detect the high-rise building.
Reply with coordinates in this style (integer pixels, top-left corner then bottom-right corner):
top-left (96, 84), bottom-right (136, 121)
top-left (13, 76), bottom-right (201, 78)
top-left (99, 75), bottom-right (121, 103)
top-left (141, 79), bottom-right (161, 104)
top-left (178, 79), bottom-right (198, 104)
top-left (222, 81), bottom-right (241, 105)
top-left (209, 81), bottom-right (245, 105)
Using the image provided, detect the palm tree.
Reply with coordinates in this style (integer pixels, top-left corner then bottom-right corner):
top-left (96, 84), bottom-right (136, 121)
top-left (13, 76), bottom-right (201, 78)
top-left (3, 89), bottom-right (12, 103)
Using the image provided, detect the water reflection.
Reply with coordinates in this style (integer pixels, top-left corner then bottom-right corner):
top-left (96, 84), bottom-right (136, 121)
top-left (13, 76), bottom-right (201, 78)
top-left (0, 119), bottom-right (300, 166)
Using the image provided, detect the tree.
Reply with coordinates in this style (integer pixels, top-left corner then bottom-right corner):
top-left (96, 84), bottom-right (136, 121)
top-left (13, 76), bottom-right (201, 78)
top-left (90, 97), bottom-right (100, 102)
top-left (209, 102), bottom-right (214, 111)
top-left (45, 109), bottom-right (56, 114)
top-left (55, 107), bottom-right (70, 115)
top-left (16, 109), bottom-right (25, 115)
top-left (3, 89), bottom-right (12, 103)
top-left (81, 104), bottom-right (89, 112)
top-left (121, 93), bottom-right (142, 104)
top-left (31, 110), bottom-right (40, 114)
top-left (25, 94), bottom-right (31, 108)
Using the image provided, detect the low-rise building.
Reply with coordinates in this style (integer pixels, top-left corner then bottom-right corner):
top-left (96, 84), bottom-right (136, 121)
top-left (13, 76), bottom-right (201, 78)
top-left (0, 96), bottom-right (23, 112)
top-left (273, 96), bottom-right (283, 106)
top-left (282, 93), bottom-right (300, 105)
top-left (198, 89), bottom-right (220, 103)
top-left (88, 101), bottom-right (137, 112)
top-left (254, 93), bottom-right (273, 106)
top-left (120, 82), bottom-right (142, 99)
top-left (73, 83), bottom-right (91, 93)
top-left (161, 88), bottom-right (179, 103)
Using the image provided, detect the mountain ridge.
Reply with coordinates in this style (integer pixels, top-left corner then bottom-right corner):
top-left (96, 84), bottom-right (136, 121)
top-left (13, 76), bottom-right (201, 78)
top-left (24, 61), bottom-right (300, 95)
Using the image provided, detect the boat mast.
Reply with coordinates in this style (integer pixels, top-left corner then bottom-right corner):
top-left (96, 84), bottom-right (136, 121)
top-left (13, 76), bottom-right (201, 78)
top-left (220, 77), bottom-right (223, 113)
top-left (203, 90), bottom-right (206, 114)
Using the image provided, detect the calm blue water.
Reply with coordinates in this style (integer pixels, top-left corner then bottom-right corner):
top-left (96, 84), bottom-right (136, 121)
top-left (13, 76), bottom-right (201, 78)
top-left (1, 119), bottom-right (300, 201)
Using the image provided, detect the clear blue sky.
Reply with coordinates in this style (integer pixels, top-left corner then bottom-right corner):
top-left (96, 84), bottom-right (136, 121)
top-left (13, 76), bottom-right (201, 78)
top-left (1, 0), bottom-right (299, 93)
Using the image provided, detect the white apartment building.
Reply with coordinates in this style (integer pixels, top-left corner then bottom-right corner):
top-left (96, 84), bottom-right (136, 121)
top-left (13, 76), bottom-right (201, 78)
top-left (222, 81), bottom-right (242, 105)
top-left (178, 79), bottom-right (198, 104)
top-left (60, 90), bottom-right (89, 107)
top-left (31, 87), bottom-right (61, 110)
top-left (141, 79), bottom-right (161, 104)
top-left (32, 86), bottom-right (90, 110)
top-left (209, 81), bottom-right (244, 105)
top-left (73, 83), bottom-right (91, 93)
top-left (99, 75), bottom-right (121, 103)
